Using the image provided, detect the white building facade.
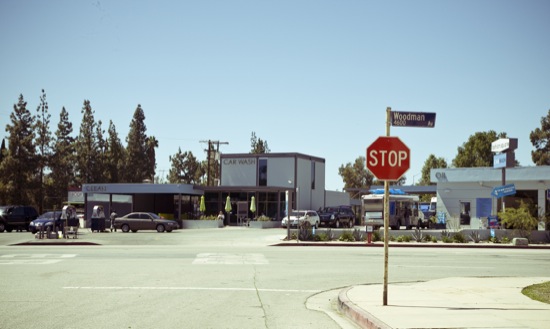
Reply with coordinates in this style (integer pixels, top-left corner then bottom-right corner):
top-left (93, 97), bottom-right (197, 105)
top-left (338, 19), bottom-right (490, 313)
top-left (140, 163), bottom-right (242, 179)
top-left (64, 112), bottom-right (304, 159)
top-left (220, 153), bottom-right (348, 214)
top-left (430, 166), bottom-right (550, 229)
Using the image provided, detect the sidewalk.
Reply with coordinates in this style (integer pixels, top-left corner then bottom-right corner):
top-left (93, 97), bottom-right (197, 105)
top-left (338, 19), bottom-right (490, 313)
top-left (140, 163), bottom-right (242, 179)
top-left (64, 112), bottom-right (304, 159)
top-left (338, 277), bottom-right (550, 329)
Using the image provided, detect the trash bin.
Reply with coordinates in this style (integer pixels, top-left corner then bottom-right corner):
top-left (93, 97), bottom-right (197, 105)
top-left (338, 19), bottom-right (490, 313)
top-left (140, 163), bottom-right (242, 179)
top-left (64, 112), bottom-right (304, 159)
top-left (91, 205), bottom-right (105, 232)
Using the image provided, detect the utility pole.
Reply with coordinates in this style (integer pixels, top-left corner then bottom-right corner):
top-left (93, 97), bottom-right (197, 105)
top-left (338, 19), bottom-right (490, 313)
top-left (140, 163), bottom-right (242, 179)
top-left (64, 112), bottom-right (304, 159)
top-left (200, 140), bottom-right (229, 186)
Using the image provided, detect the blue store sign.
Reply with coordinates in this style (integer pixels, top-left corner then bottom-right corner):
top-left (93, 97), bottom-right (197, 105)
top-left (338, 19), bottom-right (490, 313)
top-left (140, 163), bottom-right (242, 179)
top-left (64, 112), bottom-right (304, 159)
top-left (491, 184), bottom-right (516, 198)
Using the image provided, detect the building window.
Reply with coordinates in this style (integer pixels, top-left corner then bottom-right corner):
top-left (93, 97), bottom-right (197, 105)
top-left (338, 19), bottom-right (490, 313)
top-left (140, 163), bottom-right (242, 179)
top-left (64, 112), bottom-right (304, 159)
top-left (311, 161), bottom-right (315, 190)
top-left (259, 158), bottom-right (267, 186)
top-left (460, 201), bottom-right (471, 225)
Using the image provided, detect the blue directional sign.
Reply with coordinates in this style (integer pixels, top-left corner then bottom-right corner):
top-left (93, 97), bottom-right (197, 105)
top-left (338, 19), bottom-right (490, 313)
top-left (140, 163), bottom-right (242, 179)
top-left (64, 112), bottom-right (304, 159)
top-left (491, 184), bottom-right (516, 198)
top-left (391, 111), bottom-right (436, 128)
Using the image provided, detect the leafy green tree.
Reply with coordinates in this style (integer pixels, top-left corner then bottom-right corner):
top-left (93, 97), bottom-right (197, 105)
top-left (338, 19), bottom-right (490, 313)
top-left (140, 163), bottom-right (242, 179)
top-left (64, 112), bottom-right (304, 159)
top-left (34, 89), bottom-right (53, 212)
top-left (452, 130), bottom-right (507, 168)
top-left (104, 120), bottom-right (126, 183)
top-left (250, 131), bottom-right (270, 154)
top-left (1, 94), bottom-right (37, 205)
top-left (498, 201), bottom-right (538, 238)
top-left (146, 136), bottom-right (158, 182)
top-left (168, 148), bottom-right (203, 184)
top-left (75, 100), bottom-right (101, 184)
top-left (530, 109), bottom-right (550, 165)
top-left (125, 104), bottom-right (149, 182)
top-left (50, 107), bottom-right (76, 206)
top-left (338, 156), bottom-right (374, 189)
top-left (419, 154), bottom-right (447, 185)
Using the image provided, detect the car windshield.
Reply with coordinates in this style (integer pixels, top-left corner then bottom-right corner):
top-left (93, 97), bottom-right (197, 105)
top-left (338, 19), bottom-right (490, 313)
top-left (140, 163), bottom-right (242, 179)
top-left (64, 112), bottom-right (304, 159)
top-left (38, 211), bottom-right (61, 219)
top-left (290, 211), bottom-right (306, 217)
top-left (148, 213), bottom-right (162, 219)
top-left (323, 207), bottom-right (336, 212)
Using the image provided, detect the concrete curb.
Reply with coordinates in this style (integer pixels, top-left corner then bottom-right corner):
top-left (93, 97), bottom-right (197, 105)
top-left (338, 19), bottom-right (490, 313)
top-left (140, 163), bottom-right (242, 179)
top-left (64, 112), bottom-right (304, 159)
top-left (338, 286), bottom-right (390, 329)
top-left (11, 241), bottom-right (100, 246)
top-left (274, 242), bottom-right (550, 249)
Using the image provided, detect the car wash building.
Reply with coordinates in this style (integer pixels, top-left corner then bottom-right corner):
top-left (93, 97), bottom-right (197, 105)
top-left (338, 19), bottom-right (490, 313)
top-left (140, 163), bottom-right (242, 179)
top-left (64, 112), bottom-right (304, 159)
top-left (202, 152), bottom-right (350, 225)
top-left (430, 166), bottom-right (550, 229)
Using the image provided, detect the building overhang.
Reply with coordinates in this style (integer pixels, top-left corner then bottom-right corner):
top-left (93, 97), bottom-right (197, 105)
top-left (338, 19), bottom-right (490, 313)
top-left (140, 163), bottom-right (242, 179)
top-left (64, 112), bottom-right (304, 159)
top-left (430, 166), bottom-right (550, 184)
top-left (82, 183), bottom-right (204, 195)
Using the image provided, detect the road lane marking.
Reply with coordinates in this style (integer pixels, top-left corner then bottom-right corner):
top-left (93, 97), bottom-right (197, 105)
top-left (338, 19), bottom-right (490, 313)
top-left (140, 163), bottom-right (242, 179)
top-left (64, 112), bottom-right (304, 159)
top-left (0, 259), bottom-right (64, 265)
top-left (1, 254), bottom-right (77, 258)
top-left (0, 254), bottom-right (76, 265)
top-left (392, 265), bottom-right (493, 269)
top-left (192, 253), bottom-right (268, 265)
top-left (63, 286), bottom-right (321, 293)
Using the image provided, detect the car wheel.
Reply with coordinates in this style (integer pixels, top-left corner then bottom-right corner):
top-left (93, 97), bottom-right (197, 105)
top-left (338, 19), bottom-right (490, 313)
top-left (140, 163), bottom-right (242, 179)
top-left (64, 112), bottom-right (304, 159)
top-left (166, 229), bottom-right (172, 233)
top-left (31, 229), bottom-right (37, 234)
top-left (121, 224), bottom-right (130, 233)
top-left (6, 227), bottom-right (13, 232)
top-left (0, 223), bottom-right (4, 232)
top-left (131, 230), bottom-right (138, 233)
top-left (156, 224), bottom-right (165, 233)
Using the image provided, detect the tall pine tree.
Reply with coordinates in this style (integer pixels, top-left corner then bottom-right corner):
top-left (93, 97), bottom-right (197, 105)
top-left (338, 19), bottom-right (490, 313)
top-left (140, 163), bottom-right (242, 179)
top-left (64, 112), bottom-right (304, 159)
top-left (1, 95), bottom-right (37, 204)
top-left (105, 120), bottom-right (126, 183)
top-left (75, 100), bottom-right (100, 184)
top-left (35, 89), bottom-right (53, 212)
top-left (125, 104), bottom-right (149, 182)
top-left (51, 107), bottom-right (76, 206)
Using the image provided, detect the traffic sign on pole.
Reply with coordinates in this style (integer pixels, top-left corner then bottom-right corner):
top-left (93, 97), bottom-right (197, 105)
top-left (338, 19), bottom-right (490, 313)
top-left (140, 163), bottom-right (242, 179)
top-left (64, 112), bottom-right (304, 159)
top-left (391, 111), bottom-right (436, 127)
top-left (366, 136), bottom-right (410, 181)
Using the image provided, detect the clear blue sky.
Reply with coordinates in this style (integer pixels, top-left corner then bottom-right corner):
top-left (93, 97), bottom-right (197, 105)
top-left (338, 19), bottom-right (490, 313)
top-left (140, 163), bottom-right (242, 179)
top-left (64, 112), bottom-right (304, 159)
top-left (1, 0), bottom-right (549, 191)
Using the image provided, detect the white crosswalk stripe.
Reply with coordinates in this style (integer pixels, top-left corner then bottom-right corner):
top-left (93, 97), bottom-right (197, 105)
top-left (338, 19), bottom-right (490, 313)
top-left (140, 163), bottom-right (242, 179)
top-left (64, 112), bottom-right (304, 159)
top-left (192, 253), bottom-right (268, 265)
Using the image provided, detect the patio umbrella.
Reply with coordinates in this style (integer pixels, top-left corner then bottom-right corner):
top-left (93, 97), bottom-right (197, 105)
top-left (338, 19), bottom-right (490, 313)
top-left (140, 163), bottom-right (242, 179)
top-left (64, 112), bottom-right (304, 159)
top-left (250, 196), bottom-right (256, 215)
top-left (224, 196), bottom-right (232, 213)
top-left (199, 195), bottom-right (206, 213)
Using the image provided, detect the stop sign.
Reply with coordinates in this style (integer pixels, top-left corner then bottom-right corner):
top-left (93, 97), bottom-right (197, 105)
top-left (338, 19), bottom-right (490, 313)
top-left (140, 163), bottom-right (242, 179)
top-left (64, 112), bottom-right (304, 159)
top-left (366, 136), bottom-right (410, 180)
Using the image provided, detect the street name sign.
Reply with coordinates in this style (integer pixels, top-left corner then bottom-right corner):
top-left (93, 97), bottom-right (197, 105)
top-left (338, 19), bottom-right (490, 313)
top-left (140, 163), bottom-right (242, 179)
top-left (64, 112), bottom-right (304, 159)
top-left (491, 184), bottom-right (516, 198)
top-left (366, 136), bottom-right (410, 181)
top-left (391, 111), bottom-right (436, 128)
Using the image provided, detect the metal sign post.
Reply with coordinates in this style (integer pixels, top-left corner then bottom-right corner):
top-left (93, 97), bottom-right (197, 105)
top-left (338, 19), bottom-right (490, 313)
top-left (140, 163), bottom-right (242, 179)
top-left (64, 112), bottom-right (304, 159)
top-left (366, 107), bottom-right (436, 306)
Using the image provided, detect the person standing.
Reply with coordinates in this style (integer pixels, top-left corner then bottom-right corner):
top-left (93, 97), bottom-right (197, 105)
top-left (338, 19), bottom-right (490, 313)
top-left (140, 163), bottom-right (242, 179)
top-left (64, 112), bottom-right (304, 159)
top-left (110, 209), bottom-right (117, 232)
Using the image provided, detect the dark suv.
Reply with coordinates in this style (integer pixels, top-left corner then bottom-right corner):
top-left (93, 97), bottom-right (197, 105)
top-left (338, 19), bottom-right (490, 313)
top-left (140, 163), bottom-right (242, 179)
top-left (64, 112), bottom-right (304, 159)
top-left (0, 205), bottom-right (39, 232)
top-left (318, 205), bottom-right (355, 228)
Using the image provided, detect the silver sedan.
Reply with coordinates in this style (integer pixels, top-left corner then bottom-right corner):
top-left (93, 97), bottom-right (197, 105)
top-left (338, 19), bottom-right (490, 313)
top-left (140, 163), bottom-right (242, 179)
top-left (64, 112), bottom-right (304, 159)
top-left (114, 212), bottom-right (179, 233)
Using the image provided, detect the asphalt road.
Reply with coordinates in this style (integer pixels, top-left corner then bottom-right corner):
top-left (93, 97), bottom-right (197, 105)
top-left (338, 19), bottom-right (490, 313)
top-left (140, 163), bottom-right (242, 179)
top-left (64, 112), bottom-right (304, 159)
top-left (1, 228), bottom-right (549, 329)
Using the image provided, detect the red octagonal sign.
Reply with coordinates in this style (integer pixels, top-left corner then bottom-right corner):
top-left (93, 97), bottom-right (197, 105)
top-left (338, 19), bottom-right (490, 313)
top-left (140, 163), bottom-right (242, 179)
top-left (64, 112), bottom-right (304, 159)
top-left (366, 136), bottom-right (410, 181)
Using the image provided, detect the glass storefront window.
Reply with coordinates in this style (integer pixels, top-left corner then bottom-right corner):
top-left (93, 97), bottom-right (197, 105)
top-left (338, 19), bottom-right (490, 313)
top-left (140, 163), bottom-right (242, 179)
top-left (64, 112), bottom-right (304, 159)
top-left (259, 158), bottom-right (267, 186)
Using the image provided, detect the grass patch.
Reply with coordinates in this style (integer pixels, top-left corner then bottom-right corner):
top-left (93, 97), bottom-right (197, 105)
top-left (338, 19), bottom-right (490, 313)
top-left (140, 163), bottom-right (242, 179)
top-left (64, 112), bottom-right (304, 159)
top-left (522, 281), bottom-right (550, 304)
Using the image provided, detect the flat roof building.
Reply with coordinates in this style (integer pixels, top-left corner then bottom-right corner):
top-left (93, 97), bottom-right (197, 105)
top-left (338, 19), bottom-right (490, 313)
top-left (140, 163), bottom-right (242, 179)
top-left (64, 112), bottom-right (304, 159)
top-left (430, 166), bottom-right (550, 229)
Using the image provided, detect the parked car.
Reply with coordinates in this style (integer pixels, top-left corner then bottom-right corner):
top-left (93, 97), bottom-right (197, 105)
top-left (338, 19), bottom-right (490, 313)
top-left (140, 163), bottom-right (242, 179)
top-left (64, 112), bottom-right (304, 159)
top-left (29, 211), bottom-right (63, 234)
top-left (114, 212), bottom-right (179, 233)
top-left (0, 205), bottom-right (39, 232)
top-left (318, 205), bottom-right (355, 228)
top-left (281, 210), bottom-right (320, 228)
